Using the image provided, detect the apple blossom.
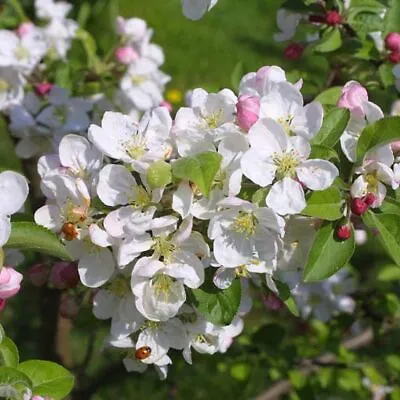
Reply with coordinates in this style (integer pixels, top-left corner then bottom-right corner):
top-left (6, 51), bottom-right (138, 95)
top-left (0, 267), bottom-right (23, 300)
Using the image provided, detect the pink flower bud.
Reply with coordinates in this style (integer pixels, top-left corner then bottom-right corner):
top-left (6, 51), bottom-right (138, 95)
top-left (389, 51), bottom-right (400, 64)
top-left (27, 263), bottom-right (49, 287)
top-left (236, 94), bottom-right (260, 131)
top-left (59, 294), bottom-right (80, 319)
top-left (50, 262), bottom-right (79, 290)
top-left (283, 43), bottom-right (304, 61)
top-left (385, 32), bottom-right (400, 52)
top-left (335, 224), bottom-right (352, 241)
top-left (34, 82), bottom-right (53, 97)
top-left (262, 293), bottom-right (284, 311)
top-left (114, 46), bottom-right (139, 65)
top-left (160, 100), bottom-right (173, 113)
top-left (391, 140), bottom-right (400, 154)
top-left (0, 267), bottom-right (23, 300)
top-left (16, 22), bottom-right (34, 37)
top-left (351, 198), bottom-right (368, 216)
top-left (325, 10), bottom-right (342, 26)
top-left (337, 81), bottom-right (368, 118)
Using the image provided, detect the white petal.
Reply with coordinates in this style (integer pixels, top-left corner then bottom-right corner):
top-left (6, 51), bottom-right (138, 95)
top-left (241, 148), bottom-right (276, 187)
top-left (296, 159), bottom-right (338, 190)
top-left (0, 171), bottom-right (29, 215)
top-left (266, 178), bottom-right (306, 215)
top-left (0, 215), bottom-right (11, 247)
top-left (172, 182), bottom-right (193, 219)
top-left (92, 290), bottom-right (119, 319)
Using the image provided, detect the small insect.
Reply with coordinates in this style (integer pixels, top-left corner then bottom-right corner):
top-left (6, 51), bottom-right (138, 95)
top-left (135, 346), bottom-right (152, 360)
top-left (61, 222), bottom-right (78, 241)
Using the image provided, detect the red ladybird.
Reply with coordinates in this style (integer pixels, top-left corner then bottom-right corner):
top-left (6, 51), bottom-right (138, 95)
top-left (135, 346), bottom-right (152, 360)
top-left (61, 222), bottom-right (78, 241)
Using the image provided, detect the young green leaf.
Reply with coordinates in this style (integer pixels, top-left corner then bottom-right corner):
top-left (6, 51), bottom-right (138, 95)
top-left (356, 117), bottom-right (400, 160)
top-left (384, 0), bottom-right (400, 35)
top-left (362, 211), bottom-right (400, 266)
top-left (314, 86), bottom-right (343, 105)
top-left (301, 187), bottom-right (344, 221)
top-left (172, 151), bottom-right (222, 196)
top-left (309, 144), bottom-right (340, 163)
top-left (147, 161), bottom-right (172, 189)
top-left (18, 361), bottom-right (74, 400)
top-left (0, 366), bottom-right (32, 394)
top-left (315, 27), bottom-right (342, 53)
top-left (6, 222), bottom-right (73, 261)
top-left (311, 108), bottom-right (350, 147)
top-left (0, 338), bottom-right (19, 368)
top-left (303, 222), bottom-right (355, 282)
top-left (275, 280), bottom-right (299, 316)
top-left (189, 277), bottom-right (241, 326)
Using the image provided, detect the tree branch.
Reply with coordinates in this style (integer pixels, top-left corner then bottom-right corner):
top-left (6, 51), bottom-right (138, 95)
top-left (255, 328), bottom-right (374, 400)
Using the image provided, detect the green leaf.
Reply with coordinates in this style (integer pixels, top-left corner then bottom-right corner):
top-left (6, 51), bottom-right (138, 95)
top-left (380, 197), bottom-right (400, 216)
top-left (189, 276), bottom-right (241, 326)
top-left (311, 108), bottom-right (350, 147)
top-left (77, 2), bottom-right (91, 27)
top-left (379, 63), bottom-right (396, 88)
top-left (146, 161), bottom-right (172, 189)
top-left (303, 223), bottom-right (355, 282)
top-left (275, 281), bottom-right (299, 316)
top-left (0, 338), bottom-right (19, 367)
top-left (0, 325), bottom-right (5, 344)
top-left (376, 264), bottom-right (400, 282)
top-left (315, 27), bottom-right (342, 53)
top-left (356, 116), bottom-right (400, 160)
top-left (301, 187), bottom-right (343, 221)
top-left (384, 0), bottom-right (400, 35)
top-left (6, 222), bottom-right (73, 261)
top-left (172, 151), bottom-right (222, 197)
top-left (314, 86), bottom-right (343, 105)
top-left (54, 63), bottom-right (71, 91)
top-left (362, 211), bottom-right (400, 265)
top-left (309, 144), bottom-right (339, 163)
top-left (18, 360), bottom-right (74, 400)
top-left (251, 187), bottom-right (269, 207)
top-left (75, 28), bottom-right (102, 71)
top-left (0, 366), bottom-right (32, 395)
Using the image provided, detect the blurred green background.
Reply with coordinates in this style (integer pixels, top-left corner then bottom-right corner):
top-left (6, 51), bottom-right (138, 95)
top-left (5, 0), bottom-right (395, 399)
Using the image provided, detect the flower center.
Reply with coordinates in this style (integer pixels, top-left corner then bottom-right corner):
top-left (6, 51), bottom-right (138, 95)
top-left (14, 45), bottom-right (29, 61)
top-left (107, 277), bottom-right (130, 296)
top-left (0, 79), bottom-right (9, 92)
top-left (152, 274), bottom-right (174, 301)
top-left (232, 211), bottom-right (257, 238)
top-left (365, 173), bottom-right (378, 192)
top-left (235, 265), bottom-right (250, 278)
top-left (54, 106), bottom-right (68, 124)
top-left (212, 169), bottom-right (226, 190)
top-left (131, 75), bottom-right (147, 85)
top-left (204, 109), bottom-right (223, 129)
top-left (125, 134), bottom-right (147, 160)
top-left (273, 151), bottom-right (300, 180)
top-left (152, 236), bottom-right (176, 262)
top-left (131, 185), bottom-right (151, 208)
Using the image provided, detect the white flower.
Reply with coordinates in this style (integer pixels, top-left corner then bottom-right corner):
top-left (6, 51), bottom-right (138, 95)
top-left (273, 9), bottom-right (302, 42)
top-left (340, 101), bottom-right (384, 162)
top-left (35, 0), bottom-right (72, 20)
top-left (0, 29), bottom-right (47, 74)
top-left (259, 82), bottom-right (323, 140)
top-left (89, 108), bottom-right (172, 172)
top-left (116, 16), bottom-right (149, 44)
top-left (181, 0), bottom-right (218, 20)
top-left (0, 67), bottom-right (24, 111)
top-left (36, 86), bottom-right (91, 133)
top-left (0, 171), bottom-right (29, 246)
top-left (131, 219), bottom-right (206, 321)
top-left (93, 278), bottom-right (144, 339)
top-left (174, 88), bottom-right (238, 156)
top-left (239, 65), bottom-right (302, 98)
top-left (241, 118), bottom-right (338, 215)
top-left (351, 146), bottom-right (395, 207)
top-left (42, 18), bottom-right (78, 59)
top-left (208, 197), bottom-right (284, 268)
top-left (119, 59), bottom-right (170, 111)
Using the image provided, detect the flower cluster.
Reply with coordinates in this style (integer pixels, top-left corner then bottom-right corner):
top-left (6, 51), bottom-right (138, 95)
top-left (0, 0), bottom-right (170, 160)
top-left (33, 64), bottom-right (375, 378)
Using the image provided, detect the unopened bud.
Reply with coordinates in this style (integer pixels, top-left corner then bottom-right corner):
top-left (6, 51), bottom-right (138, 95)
top-left (351, 198), bottom-right (368, 216)
top-left (50, 262), bottom-right (79, 290)
top-left (325, 10), bottom-right (342, 26)
top-left (27, 263), bottom-right (49, 287)
top-left (336, 224), bottom-right (352, 241)
top-left (34, 82), bottom-right (53, 97)
top-left (236, 94), bottom-right (260, 131)
top-left (115, 46), bottom-right (139, 64)
top-left (283, 43), bottom-right (304, 61)
top-left (385, 32), bottom-right (400, 52)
